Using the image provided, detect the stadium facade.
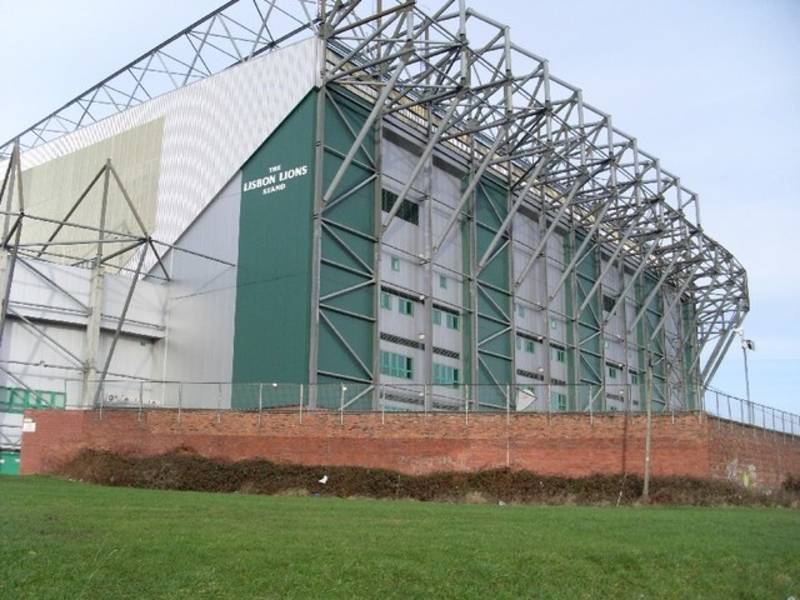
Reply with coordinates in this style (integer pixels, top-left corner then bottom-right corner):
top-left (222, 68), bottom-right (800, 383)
top-left (0, 1), bottom-right (748, 452)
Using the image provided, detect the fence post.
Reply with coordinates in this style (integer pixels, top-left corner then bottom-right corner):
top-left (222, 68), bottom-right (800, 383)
top-left (465, 384), bottom-right (469, 425)
top-left (299, 384), bottom-right (304, 423)
top-left (380, 383), bottom-right (385, 425)
top-left (506, 384), bottom-right (511, 425)
top-left (98, 383), bottom-right (104, 420)
top-left (258, 383), bottom-right (263, 426)
top-left (546, 383), bottom-right (551, 424)
top-left (339, 384), bottom-right (346, 425)
top-left (178, 383), bottom-right (183, 423)
top-left (138, 380), bottom-right (144, 422)
top-left (217, 383), bottom-right (222, 423)
top-left (588, 384), bottom-right (593, 426)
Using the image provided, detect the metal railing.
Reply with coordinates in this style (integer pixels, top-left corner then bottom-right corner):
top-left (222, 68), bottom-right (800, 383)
top-left (703, 387), bottom-right (798, 436)
top-left (2, 377), bottom-right (796, 437)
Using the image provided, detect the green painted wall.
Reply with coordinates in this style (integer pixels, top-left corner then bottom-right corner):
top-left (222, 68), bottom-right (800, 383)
top-left (316, 86), bottom-right (376, 402)
top-left (231, 92), bottom-right (317, 402)
top-left (475, 176), bottom-right (512, 409)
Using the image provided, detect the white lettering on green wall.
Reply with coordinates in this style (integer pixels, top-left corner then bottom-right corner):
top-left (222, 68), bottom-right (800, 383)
top-left (242, 163), bottom-right (309, 195)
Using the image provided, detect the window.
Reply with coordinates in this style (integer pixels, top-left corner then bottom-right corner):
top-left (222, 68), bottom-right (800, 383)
top-left (550, 391), bottom-right (568, 412)
top-left (439, 275), bottom-right (448, 289)
top-left (433, 309), bottom-right (442, 326)
top-left (607, 365), bottom-right (619, 380)
top-left (516, 337), bottom-right (523, 351)
top-left (603, 294), bottom-right (617, 314)
top-left (380, 351), bottom-right (413, 379)
top-left (433, 363), bottom-right (460, 385)
top-left (381, 189), bottom-right (419, 225)
top-left (398, 298), bottom-right (413, 316)
top-left (550, 319), bottom-right (558, 330)
top-left (380, 292), bottom-right (392, 310)
top-left (551, 347), bottom-right (566, 363)
top-left (517, 304), bottom-right (526, 318)
top-left (390, 256), bottom-right (401, 272)
top-left (630, 372), bottom-right (639, 385)
top-left (525, 339), bottom-right (536, 354)
top-left (445, 313), bottom-right (460, 331)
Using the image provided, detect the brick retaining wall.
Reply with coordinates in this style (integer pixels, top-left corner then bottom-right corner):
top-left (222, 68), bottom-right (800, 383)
top-left (19, 409), bottom-right (800, 488)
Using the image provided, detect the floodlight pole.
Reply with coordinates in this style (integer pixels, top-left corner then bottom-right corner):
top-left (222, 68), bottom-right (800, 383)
top-left (741, 337), bottom-right (752, 405)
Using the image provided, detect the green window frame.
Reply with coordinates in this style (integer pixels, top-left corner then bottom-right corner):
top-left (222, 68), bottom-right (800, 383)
top-left (551, 347), bottom-right (566, 363)
top-left (630, 372), bottom-right (639, 385)
top-left (390, 256), bottom-right (401, 272)
top-left (380, 292), bottom-right (392, 310)
top-left (433, 363), bottom-right (460, 385)
top-left (445, 313), bottom-right (459, 330)
top-left (607, 365), bottom-right (618, 379)
top-left (550, 391), bottom-right (568, 412)
top-left (380, 351), bottom-right (413, 379)
top-left (516, 336), bottom-right (523, 350)
top-left (524, 339), bottom-right (535, 354)
top-left (433, 309), bottom-right (442, 326)
top-left (517, 304), bottom-right (525, 318)
top-left (398, 298), bottom-right (413, 316)
top-left (439, 275), bottom-right (448, 289)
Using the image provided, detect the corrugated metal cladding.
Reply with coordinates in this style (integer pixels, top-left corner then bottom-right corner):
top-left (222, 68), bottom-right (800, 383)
top-left (16, 36), bottom-right (318, 261)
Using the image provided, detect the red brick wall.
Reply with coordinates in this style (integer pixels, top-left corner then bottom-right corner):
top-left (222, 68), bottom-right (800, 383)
top-left (19, 409), bottom-right (800, 487)
top-left (708, 419), bottom-right (800, 488)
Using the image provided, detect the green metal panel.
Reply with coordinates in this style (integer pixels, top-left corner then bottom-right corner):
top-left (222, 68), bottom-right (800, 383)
top-left (475, 177), bottom-right (512, 408)
top-left (0, 387), bottom-right (66, 413)
top-left (232, 92), bottom-right (317, 404)
top-left (682, 300), bottom-right (700, 408)
top-left (315, 85), bottom-right (376, 384)
top-left (642, 273), bottom-right (666, 406)
top-left (0, 451), bottom-right (20, 476)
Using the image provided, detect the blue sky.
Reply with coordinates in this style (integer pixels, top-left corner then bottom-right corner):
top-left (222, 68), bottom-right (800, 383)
top-left (1, 1), bottom-right (798, 413)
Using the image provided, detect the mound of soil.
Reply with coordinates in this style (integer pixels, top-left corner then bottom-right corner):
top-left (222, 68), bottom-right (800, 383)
top-left (59, 448), bottom-right (799, 507)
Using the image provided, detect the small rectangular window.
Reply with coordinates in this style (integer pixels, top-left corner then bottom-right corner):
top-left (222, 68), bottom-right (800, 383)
top-left (525, 339), bottom-right (535, 354)
top-left (390, 256), bottom-right (400, 272)
top-left (550, 391), bottom-right (568, 412)
top-left (630, 372), bottom-right (639, 385)
top-left (380, 292), bottom-right (392, 310)
top-left (439, 275), bottom-right (447, 289)
top-left (516, 336), bottom-right (523, 351)
top-left (551, 347), bottom-right (565, 363)
top-left (517, 304), bottom-right (525, 318)
top-left (433, 363), bottom-right (460, 385)
top-left (550, 319), bottom-right (558, 330)
top-left (446, 313), bottom-right (460, 331)
top-left (607, 366), bottom-right (618, 379)
top-left (398, 298), bottom-right (413, 316)
top-left (380, 350), bottom-right (413, 379)
top-left (603, 294), bottom-right (617, 314)
top-left (433, 309), bottom-right (442, 326)
top-left (381, 189), bottom-right (419, 225)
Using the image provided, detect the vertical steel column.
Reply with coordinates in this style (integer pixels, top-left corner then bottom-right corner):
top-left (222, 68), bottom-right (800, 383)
top-left (371, 14), bottom-right (385, 409)
top-left (81, 161), bottom-right (110, 407)
top-left (423, 99), bottom-right (435, 411)
top-left (307, 31), bottom-right (328, 408)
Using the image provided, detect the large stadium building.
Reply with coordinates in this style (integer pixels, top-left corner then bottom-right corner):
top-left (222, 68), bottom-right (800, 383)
top-left (0, 1), bottom-right (749, 457)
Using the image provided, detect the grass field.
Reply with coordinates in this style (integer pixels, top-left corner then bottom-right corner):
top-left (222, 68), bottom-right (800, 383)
top-left (1, 478), bottom-right (798, 599)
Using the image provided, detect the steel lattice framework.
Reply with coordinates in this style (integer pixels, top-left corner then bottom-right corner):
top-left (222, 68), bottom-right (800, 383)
top-left (0, 0), bottom-right (748, 402)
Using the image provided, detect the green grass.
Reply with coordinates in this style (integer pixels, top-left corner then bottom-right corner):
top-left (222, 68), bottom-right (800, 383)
top-left (1, 478), bottom-right (798, 599)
